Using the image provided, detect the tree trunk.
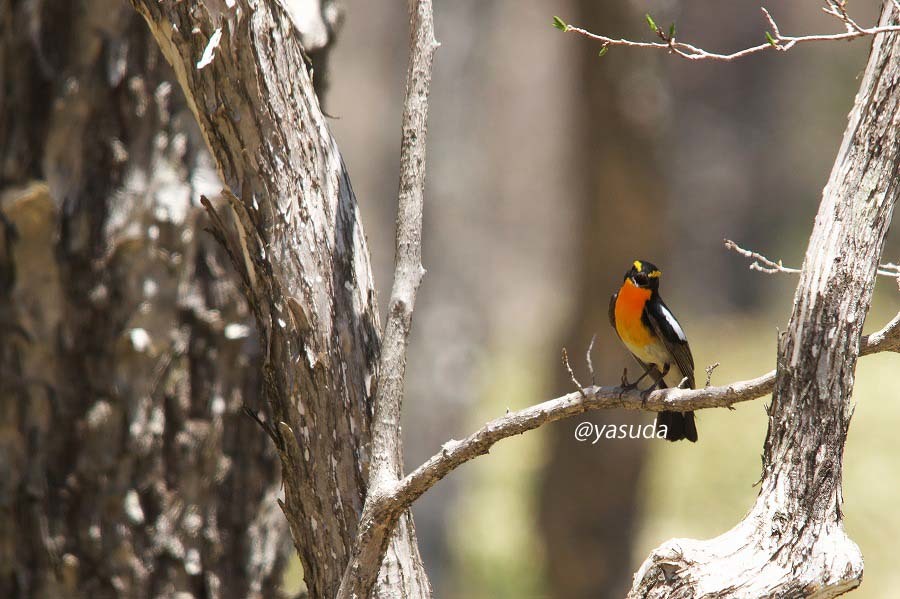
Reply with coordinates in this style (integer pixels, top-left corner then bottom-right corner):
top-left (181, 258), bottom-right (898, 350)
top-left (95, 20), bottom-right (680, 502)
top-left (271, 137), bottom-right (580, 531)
top-left (630, 4), bottom-right (899, 596)
top-left (0, 1), bottom-right (288, 598)
top-left (127, 1), bottom-right (432, 597)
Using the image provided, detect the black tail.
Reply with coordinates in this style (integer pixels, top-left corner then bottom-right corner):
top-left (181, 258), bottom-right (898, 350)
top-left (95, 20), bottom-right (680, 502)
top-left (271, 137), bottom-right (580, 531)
top-left (658, 411), bottom-right (697, 442)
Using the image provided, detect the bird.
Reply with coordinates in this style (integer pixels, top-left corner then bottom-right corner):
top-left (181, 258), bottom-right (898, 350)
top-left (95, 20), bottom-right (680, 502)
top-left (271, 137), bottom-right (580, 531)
top-left (608, 260), bottom-right (697, 442)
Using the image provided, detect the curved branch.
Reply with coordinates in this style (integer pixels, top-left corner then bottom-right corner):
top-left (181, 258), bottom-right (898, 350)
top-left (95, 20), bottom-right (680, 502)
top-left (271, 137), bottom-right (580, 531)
top-left (384, 311), bottom-right (899, 520)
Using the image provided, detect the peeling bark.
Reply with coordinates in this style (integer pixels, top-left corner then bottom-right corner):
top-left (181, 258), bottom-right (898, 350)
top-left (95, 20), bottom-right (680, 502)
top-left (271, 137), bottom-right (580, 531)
top-left (0, 1), bottom-right (287, 598)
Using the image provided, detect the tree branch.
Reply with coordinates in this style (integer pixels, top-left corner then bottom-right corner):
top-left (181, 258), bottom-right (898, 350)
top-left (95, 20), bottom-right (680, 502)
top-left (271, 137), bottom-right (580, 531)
top-left (555, 3), bottom-right (900, 62)
top-left (368, 0), bottom-right (436, 489)
top-left (726, 238), bottom-right (900, 290)
top-left (319, 310), bottom-right (900, 584)
top-left (374, 312), bottom-right (899, 518)
top-left (335, 1), bottom-right (437, 597)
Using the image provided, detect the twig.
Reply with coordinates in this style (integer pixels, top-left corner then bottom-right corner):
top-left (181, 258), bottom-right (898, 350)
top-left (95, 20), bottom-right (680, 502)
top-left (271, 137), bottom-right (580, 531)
top-left (586, 334), bottom-right (597, 387)
top-left (376, 312), bottom-right (900, 533)
top-left (335, 2), bottom-right (437, 598)
top-left (562, 348), bottom-right (587, 399)
top-left (558, 4), bottom-right (900, 62)
top-left (724, 239), bottom-right (800, 274)
top-left (705, 362), bottom-right (720, 388)
top-left (725, 238), bottom-right (900, 280)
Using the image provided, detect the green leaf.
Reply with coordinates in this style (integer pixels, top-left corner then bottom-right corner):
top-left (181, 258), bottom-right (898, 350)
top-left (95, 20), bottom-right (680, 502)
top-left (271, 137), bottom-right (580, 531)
top-left (669, 23), bottom-right (676, 39)
top-left (552, 16), bottom-right (567, 31)
top-left (645, 13), bottom-right (658, 33)
top-left (765, 31), bottom-right (777, 46)
top-left (598, 46), bottom-right (609, 57)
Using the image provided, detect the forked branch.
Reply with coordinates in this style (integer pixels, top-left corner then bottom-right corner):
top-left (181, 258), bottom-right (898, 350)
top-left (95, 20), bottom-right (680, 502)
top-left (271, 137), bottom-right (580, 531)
top-left (726, 238), bottom-right (900, 287)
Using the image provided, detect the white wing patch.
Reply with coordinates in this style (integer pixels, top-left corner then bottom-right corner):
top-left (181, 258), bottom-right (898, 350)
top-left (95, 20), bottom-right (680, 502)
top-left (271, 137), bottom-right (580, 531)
top-left (660, 304), bottom-right (686, 341)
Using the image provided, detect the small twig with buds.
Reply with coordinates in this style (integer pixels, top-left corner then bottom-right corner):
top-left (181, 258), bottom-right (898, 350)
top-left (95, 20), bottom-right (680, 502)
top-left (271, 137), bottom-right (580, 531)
top-left (553, 4), bottom-right (900, 62)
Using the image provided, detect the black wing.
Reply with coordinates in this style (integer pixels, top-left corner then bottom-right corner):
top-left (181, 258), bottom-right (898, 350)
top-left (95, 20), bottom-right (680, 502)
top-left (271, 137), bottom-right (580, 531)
top-left (644, 297), bottom-right (695, 388)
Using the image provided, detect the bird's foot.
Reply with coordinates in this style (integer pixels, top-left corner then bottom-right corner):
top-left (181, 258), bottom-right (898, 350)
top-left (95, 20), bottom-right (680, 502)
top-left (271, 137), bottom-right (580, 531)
top-left (618, 368), bottom-right (638, 397)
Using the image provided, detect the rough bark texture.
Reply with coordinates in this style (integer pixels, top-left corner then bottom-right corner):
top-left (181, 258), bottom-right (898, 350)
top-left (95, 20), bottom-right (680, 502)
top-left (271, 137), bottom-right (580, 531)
top-left (127, 1), bottom-right (431, 597)
top-left (0, 1), bottom-right (288, 598)
top-left (629, 4), bottom-right (900, 597)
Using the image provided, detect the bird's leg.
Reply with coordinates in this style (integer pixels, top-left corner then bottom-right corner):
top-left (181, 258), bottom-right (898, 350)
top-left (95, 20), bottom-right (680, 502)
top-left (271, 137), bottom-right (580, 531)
top-left (641, 363), bottom-right (670, 406)
top-left (620, 366), bottom-right (653, 393)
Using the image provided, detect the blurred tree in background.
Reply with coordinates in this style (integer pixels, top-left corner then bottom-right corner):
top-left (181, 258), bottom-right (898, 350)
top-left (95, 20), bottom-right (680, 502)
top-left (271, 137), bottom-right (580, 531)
top-left (538, 0), bottom-right (665, 596)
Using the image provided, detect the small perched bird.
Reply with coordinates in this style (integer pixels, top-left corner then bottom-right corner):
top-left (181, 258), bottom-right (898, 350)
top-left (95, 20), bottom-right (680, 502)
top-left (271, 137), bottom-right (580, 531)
top-left (609, 260), bottom-right (697, 442)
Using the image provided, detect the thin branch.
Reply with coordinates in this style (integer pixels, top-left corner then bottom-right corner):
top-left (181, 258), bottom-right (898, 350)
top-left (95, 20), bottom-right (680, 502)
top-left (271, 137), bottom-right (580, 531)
top-left (864, 310), bottom-right (900, 353)
top-left (725, 238), bottom-right (900, 281)
top-left (562, 347), bottom-right (587, 399)
top-left (367, 0), bottom-right (436, 487)
top-left (586, 334), bottom-right (597, 387)
top-left (335, 1), bottom-right (437, 597)
top-left (385, 312), bottom-right (900, 521)
top-left (705, 362), bottom-right (720, 388)
top-left (724, 239), bottom-right (801, 274)
top-left (560, 4), bottom-right (900, 62)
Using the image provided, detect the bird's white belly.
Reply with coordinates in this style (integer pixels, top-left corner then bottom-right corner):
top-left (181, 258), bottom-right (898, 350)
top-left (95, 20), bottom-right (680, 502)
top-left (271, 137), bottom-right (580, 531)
top-left (626, 341), bottom-right (687, 388)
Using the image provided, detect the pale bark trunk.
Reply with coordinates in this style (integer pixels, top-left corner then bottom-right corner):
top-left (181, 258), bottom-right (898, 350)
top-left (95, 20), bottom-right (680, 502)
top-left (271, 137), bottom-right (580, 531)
top-left (127, 1), bottom-right (432, 598)
top-left (0, 1), bottom-right (288, 597)
top-left (629, 4), bottom-right (899, 597)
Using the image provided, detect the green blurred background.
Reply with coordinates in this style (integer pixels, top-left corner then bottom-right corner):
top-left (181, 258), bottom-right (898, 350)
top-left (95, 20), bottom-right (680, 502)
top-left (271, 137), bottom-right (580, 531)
top-left (285, 1), bottom-right (900, 596)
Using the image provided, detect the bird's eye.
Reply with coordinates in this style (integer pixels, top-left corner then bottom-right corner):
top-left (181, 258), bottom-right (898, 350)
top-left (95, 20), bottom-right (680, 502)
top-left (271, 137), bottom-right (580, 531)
top-left (634, 273), bottom-right (649, 286)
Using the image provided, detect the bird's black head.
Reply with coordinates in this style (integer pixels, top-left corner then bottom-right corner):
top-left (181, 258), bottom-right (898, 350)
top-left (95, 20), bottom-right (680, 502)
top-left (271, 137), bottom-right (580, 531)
top-left (624, 260), bottom-right (662, 290)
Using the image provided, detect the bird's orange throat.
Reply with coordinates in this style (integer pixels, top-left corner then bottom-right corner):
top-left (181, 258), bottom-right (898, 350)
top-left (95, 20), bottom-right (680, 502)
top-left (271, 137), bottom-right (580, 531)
top-left (615, 279), bottom-right (654, 347)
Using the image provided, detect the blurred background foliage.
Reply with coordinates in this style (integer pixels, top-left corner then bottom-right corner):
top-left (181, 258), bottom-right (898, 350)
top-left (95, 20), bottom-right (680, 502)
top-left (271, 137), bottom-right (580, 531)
top-left (284, 0), bottom-right (899, 597)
